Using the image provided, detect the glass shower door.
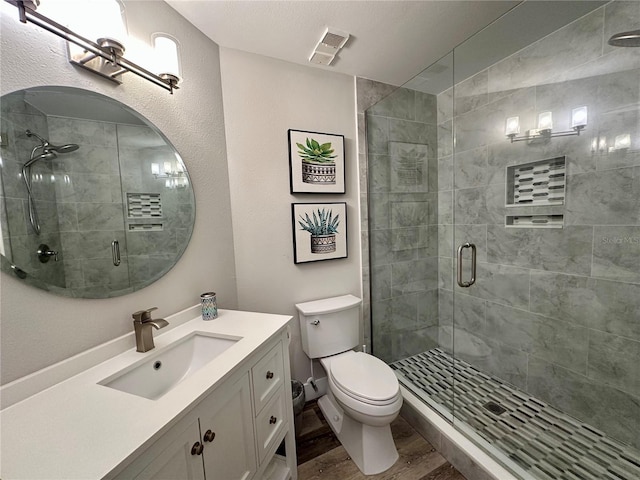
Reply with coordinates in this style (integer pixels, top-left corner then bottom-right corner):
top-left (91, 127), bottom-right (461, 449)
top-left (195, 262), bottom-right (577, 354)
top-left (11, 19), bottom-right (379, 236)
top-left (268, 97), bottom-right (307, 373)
top-left (450, 0), bottom-right (640, 476)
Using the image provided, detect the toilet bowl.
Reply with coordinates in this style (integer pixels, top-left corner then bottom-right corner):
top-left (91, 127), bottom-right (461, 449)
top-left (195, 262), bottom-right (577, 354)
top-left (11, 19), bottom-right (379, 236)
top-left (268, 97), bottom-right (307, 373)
top-left (322, 351), bottom-right (402, 426)
top-left (296, 295), bottom-right (403, 475)
top-left (317, 351), bottom-right (402, 474)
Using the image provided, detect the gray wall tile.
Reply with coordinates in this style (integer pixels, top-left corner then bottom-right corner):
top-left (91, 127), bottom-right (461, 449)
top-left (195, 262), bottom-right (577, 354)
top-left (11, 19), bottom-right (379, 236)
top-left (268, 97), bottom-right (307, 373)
top-left (485, 302), bottom-right (589, 374)
top-left (593, 226), bottom-right (640, 283)
top-left (487, 225), bottom-right (593, 275)
top-left (588, 329), bottom-right (640, 398)
top-left (527, 356), bottom-right (640, 450)
top-left (457, 262), bottom-right (530, 309)
top-left (487, 9), bottom-right (603, 94)
top-left (565, 168), bottom-right (640, 225)
top-left (530, 272), bottom-right (640, 341)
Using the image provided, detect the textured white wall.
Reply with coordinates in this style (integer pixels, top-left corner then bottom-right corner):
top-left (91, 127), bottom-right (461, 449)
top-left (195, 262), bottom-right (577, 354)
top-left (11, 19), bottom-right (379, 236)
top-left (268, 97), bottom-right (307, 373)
top-left (0, 1), bottom-right (237, 384)
top-left (219, 48), bottom-right (362, 383)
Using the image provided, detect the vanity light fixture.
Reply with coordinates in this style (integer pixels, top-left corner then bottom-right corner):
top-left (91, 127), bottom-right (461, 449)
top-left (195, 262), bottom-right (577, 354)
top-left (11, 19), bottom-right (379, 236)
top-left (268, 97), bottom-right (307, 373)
top-left (153, 34), bottom-right (181, 85)
top-left (6, 0), bottom-right (180, 93)
top-left (506, 106), bottom-right (587, 143)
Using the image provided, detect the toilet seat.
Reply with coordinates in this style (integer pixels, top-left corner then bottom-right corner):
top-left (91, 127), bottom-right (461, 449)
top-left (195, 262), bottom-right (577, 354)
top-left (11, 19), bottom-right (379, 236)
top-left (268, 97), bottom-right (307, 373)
top-left (328, 352), bottom-right (400, 406)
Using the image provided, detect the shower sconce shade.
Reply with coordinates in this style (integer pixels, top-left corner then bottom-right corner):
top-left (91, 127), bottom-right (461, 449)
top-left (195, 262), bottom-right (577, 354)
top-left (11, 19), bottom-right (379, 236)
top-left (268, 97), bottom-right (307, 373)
top-left (537, 111), bottom-right (553, 132)
top-left (505, 116), bottom-right (520, 137)
top-left (571, 106), bottom-right (588, 129)
top-left (6, 0), bottom-right (180, 93)
top-left (506, 106), bottom-right (587, 143)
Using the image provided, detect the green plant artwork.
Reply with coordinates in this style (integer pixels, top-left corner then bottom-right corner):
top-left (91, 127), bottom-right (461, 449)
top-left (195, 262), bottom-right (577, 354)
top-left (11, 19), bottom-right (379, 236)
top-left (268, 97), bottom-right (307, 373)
top-left (298, 208), bottom-right (340, 236)
top-left (296, 138), bottom-right (337, 164)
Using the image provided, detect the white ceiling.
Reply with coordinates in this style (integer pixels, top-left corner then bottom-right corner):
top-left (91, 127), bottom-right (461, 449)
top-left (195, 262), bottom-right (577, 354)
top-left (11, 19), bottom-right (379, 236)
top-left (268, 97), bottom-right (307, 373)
top-left (165, 0), bottom-right (520, 87)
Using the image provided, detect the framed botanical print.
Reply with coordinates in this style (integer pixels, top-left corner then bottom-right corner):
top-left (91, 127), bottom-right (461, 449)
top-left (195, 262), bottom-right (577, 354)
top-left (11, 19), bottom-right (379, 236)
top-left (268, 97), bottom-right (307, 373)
top-left (288, 129), bottom-right (345, 194)
top-left (292, 202), bottom-right (347, 264)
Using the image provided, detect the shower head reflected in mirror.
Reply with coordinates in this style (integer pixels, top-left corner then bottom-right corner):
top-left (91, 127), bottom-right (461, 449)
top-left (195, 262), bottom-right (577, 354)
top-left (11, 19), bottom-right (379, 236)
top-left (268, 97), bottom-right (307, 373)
top-left (608, 29), bottom-right (640, 47)
top-left (25, 129), bottom-right (79, 156)
top-left (23, 151), bottom-right (57, 169)
top-left (23, 130), bottom-right (80, 235)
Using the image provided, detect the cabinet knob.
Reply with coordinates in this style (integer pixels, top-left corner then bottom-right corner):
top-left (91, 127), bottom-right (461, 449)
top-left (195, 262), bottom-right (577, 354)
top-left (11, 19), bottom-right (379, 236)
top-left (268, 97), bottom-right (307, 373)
top-left (191, 441), bottom-right (203, 456)
top-left (203, 429), bottom-right (216, 443)
top-left (269, 416), bottom-right (277, 425)
top-left (266, 371), bottom-right (274, 379)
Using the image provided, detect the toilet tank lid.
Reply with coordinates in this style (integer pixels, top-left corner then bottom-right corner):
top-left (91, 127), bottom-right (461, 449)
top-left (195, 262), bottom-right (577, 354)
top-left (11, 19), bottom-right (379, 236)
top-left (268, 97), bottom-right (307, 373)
top-left (295, 294), bottom-right (361, 315)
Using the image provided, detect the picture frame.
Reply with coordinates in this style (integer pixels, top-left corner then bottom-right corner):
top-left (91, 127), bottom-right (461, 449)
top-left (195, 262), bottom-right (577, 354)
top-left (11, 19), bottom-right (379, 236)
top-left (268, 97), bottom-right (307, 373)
top-left (288, 129), bottom-right (345, 194)
top-left (292, 202), bottom-right (348, 264)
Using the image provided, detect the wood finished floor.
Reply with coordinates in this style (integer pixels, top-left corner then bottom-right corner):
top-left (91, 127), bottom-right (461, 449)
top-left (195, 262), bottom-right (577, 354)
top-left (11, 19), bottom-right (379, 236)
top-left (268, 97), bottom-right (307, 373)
top-left (296, 401), bottom-right (467, 480)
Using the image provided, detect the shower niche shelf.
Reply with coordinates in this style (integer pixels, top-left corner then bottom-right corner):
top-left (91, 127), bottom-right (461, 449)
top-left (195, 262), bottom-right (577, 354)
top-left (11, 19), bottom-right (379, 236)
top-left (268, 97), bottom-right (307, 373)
top-left (505, 214), bottom-right (564, 229)
top-left (506, 156), bottom-right (566, 207)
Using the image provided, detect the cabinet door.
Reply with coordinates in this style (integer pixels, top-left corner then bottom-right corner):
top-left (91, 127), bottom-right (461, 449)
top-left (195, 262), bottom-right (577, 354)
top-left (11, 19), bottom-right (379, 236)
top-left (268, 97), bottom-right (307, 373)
top-left (200, 373), bottom-right (257, 480)
top-left (133, 420), bottom-right (205, 480)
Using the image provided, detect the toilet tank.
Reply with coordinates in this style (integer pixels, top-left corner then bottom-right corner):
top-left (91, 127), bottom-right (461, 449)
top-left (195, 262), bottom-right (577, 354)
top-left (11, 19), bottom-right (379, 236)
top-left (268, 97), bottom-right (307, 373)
top-left (296, 294), bottom-right (361, 359)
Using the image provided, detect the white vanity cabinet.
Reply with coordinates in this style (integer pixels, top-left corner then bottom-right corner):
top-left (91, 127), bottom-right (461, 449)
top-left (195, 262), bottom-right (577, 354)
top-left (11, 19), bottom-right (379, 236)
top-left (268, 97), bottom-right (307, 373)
top-left (113, 334), bottom-right (295, 480)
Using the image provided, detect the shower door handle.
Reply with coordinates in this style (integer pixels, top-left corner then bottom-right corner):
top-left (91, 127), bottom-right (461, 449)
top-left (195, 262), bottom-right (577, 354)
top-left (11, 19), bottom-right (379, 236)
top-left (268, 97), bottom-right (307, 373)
top-left (457, 243), bottom-right (476, 288)
top-left (112, 240), bottom-right (121, 267)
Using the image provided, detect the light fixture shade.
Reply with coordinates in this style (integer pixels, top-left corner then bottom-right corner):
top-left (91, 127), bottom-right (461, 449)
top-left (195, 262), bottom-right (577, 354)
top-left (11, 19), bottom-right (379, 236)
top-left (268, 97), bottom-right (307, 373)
top-left (151, 163), bottom-right (160, 175)
top-left (614, 133), bottom-right (631, 150)
top-left (538, 111), bottom-right (553, 131)
top-left (571, 106), bottom-right (588, 129)
top-left (154, 35), bottom-right (181, 79)
top-left (505, 116), bottom-right (520, 136)
top-left (599, 136), bottom-right (607, 152)
top-left (41, 0), bottom-right (127, 45)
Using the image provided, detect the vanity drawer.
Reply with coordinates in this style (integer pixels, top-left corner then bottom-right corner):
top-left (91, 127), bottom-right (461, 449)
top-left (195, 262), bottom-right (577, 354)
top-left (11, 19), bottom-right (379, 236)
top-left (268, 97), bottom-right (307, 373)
top-left (252, 342), bottom-right (284, 414)
top-left (255, 387), bottom-right (286, 464)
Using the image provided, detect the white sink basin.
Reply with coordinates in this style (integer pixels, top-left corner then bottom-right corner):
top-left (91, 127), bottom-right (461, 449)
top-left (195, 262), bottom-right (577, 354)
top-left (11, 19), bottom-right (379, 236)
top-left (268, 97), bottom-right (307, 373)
top-left (100, 332), bottom-right (240, 400)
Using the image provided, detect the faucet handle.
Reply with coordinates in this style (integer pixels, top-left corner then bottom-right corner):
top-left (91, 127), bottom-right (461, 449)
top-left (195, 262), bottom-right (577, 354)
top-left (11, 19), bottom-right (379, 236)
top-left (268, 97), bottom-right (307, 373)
top-left (132, 307), bottom-right (158, 323)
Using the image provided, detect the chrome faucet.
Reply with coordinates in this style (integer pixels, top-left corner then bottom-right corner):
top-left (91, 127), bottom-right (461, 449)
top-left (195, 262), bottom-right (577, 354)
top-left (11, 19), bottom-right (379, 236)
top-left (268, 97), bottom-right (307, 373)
top-left (132, 307), bottom-right (169, 352)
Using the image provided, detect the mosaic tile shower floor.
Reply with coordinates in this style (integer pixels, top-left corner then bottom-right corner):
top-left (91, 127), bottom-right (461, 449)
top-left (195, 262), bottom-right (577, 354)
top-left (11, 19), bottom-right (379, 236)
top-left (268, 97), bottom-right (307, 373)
top-left (391, 349), bottom-right (640, 480)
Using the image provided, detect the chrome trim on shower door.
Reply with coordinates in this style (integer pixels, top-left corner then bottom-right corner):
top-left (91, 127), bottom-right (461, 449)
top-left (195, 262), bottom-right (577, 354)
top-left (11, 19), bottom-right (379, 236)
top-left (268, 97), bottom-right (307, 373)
top-left (456, 243), bottom-right (476, 287)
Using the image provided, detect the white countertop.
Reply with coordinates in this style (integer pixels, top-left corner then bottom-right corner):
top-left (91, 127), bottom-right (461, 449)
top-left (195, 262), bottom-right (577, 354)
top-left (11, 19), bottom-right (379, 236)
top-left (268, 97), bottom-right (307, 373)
top-left (0, 308), bottom-right (292, 480)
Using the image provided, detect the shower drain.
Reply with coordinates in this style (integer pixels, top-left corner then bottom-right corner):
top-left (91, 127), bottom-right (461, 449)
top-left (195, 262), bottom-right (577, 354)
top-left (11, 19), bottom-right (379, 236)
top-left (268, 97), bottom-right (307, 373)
top-left (483, 401), bottom-right (507, 415)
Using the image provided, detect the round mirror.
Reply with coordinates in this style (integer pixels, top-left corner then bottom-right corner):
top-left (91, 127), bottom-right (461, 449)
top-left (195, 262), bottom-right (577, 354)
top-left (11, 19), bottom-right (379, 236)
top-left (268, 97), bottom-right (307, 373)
top-left (0, 86), bottom-right (195, 298)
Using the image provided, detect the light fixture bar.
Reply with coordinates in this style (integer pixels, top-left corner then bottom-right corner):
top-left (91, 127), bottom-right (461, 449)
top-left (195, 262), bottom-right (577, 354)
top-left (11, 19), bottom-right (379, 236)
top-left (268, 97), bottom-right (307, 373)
top-left (506, 107), bottom-right (587, 143)
top-left (9, 1), bottom-right (178, 93)
top-left (507, 126), bottom-right (585, 143)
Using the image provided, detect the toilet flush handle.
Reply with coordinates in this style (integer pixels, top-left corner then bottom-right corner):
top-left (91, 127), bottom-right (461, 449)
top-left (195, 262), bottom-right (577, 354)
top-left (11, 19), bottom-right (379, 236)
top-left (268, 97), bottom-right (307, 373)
top-left (311, 319), bottom-right (320, 326)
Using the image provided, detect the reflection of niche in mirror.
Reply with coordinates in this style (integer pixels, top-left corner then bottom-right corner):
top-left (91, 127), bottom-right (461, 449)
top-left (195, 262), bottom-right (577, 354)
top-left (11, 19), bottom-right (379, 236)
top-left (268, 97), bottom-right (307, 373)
top-left (0, 87), bottom-right (195, 298)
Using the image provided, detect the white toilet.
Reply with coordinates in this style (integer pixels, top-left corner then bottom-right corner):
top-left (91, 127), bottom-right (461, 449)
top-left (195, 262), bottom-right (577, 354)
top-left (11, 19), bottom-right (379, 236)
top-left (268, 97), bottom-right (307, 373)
top-left (296, 294), bottom-right (402, 475)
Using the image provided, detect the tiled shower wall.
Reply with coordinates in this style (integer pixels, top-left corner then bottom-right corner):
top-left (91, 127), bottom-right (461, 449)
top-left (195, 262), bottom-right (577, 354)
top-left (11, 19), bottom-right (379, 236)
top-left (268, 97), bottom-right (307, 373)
top-left (437, 1), bottom-right (640, 450)
top-left (0, 95), bottom-right (65, 287)
top-left (49, 116), bottom-right (130, 296)
top-left (362, 0), bottom-right (640, 453)
top-left (363, 84), bottom-right (440, 363)
top-left (48, 117), bottom-right (194, 297)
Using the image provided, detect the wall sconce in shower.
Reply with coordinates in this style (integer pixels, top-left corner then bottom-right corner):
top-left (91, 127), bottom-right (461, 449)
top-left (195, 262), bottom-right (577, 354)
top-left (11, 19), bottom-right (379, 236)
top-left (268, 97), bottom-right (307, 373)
top-left (151, 160), bottom-right (184, 178)
top-left (151, 159), bottom-right (188, 189)
top-left (591, 133), bottom-right (633, 155)
top-left (506, 106), bottom-right (587, 143)
top-left (6, 0), bottom-right (180, 93)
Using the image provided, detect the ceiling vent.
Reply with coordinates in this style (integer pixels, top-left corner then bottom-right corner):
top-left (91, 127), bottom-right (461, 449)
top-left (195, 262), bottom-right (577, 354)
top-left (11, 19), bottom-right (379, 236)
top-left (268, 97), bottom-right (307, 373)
top-left (309, 27), bottom-right (350, 66)
top-left (320, 28), bottom-right (349, 49)
top-left (309, 51), bottom-right (335, 66)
